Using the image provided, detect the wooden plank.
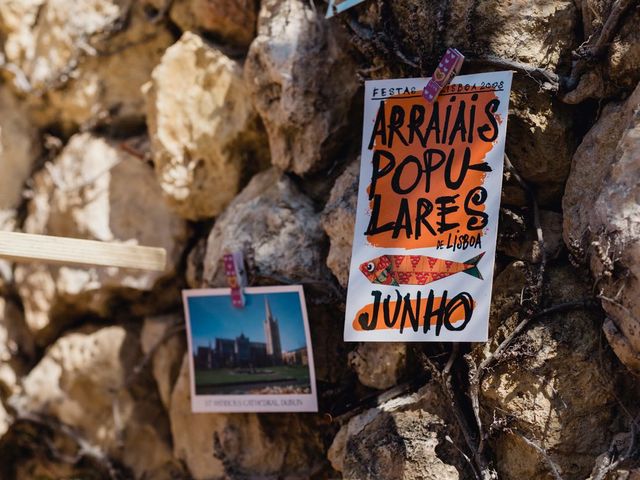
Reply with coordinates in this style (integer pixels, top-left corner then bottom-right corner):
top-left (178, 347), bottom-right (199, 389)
top-left (0, 231), bottom-right (166, 271)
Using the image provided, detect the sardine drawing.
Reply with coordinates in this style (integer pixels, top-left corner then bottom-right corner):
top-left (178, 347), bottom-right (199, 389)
top-left (359, 252), bottom-right (485, 286)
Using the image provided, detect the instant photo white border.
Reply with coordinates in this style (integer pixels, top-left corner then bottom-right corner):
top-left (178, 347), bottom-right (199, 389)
top-left (344, 71), bottom-right (513, 342)
top-left (182, 285), bottom-right (318, 413)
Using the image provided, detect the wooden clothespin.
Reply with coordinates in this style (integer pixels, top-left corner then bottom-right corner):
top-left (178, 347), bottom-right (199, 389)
top-left (223, 251), bottom-right (248, 308)
top-left (423, 48), bottom-right (465, 103)
top-left (0, 231), bottom-right (166, 271)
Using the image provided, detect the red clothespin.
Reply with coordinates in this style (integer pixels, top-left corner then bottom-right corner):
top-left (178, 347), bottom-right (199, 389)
top-left (422, 48), bottom-right (465, 103)
top-left (223, 251), bottom-right (248, 308)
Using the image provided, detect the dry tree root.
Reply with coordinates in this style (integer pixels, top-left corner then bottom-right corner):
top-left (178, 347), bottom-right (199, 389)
top-left (420, 345), bottom-right (495, 480)
top-left (561, 0), bottom-right (640, 102)
top-left (504, 154), bottom-right (546, 297)
top-left (515, 432), bottom-right (565, 480)
top-left (465, 55), bottom-right (561, 92)
top-left (341, 13), bottom-right (419, 72)
top-left (589, 407), bottom-right (640, 480)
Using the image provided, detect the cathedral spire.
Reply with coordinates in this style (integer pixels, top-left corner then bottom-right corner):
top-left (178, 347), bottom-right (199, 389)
top-left (263, 296), bottom-right (282, 363)
top-left (264, 296), bottom-right (273, 321)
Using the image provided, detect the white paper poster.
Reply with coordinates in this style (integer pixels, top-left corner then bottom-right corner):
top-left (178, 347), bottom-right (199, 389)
top-left (344, 72), bottom-right (513, 342)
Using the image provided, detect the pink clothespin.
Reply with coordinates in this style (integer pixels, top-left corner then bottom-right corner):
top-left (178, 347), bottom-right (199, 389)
top-left (223, 251), bottom-right (248, 308)
top-left (422, 48), bottom-right (465, 103)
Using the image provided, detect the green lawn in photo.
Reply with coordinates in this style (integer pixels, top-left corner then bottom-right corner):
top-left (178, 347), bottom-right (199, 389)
top-left (195, 365), bottom-right (310, 387)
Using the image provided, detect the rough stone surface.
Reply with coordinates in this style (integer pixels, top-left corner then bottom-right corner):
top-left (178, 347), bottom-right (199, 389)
top-left (14, 133), bottom-right (188, 345)
top-left (170, 0), bottom-right (258, 48)
top-left (0, 211), bottom-right (16, 290)
top-left (499, 209), bottom-right (564, 263)
top-left (0, 0), bottom-right (173, 130)
top-left (563, 83), bottom-right (640, 373)
top-left (0, 211), bottom-right (15, 289)
top-left (185, 237), bottom-right (207, 289)
top-left (0, 87), bottom-right (40, 211)
top-left (146, 31), bottom-right (268, 220)
top-left (348, 343), bottom-right (406, 390)
top-left (141, 314), bottom-right (186, 410)
top-left (245, 0), bottom-right (359, 175)
top-left (0, 297), bottom-right (34, 395)
top-left (506, 82), bottom-right (577, 205)
top-left (0, 418), bottom-right (103, 479)
top-left (170, 354), bottom-right (327, 479)
top-left (0, 401), bottom-right (8, 439)
top-left (321, 157), bottom-right (359, 288)
top-left (477, 263), bottom-right (618, 480)
top-left (13, 326), bottom-right (181, 479)
top-left (0, 296), bottom-right (34, 438)
top-left (202, 168), bottom-right (331, 287)
top-left (328, 383), bottom-right (464, 480)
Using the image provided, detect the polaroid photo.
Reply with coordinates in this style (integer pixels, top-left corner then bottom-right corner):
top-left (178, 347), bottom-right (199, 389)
top-left (182, 285), bottom-right (318, 413)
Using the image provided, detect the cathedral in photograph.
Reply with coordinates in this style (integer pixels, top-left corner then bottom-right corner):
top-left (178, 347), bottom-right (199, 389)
top-left (194, 297), bottom-right (305, 369)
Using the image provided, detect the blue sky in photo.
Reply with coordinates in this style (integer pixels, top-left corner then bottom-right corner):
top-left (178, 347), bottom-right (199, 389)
top-left (188, 291), bottom-right (308, 352)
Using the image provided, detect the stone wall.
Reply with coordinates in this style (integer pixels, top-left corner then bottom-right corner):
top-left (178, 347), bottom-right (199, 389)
top-left (0, 0), bottom-right (639, 479)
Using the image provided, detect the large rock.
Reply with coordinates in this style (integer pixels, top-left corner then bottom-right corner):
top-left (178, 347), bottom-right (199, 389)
top-left (169, 354), bottom-right (327, 479)
top-left (328, 383), bottom-right (464, 479)
top-left (141, 314), bottom-right (186, 410)
top-left (14, 133), bottom-right (188, 345)
top-left (0, 297), bottom-right (35, 396)
top-left (170, 0), bottom-right (258, 48)
top-left (321, 157), bottom-right (359, 288)
top-left (12, 326), bottom-right (182, 479)
top-left (0, 401), bottom-right (8, 442)
top-left (563, 83), bottom-right (640, 372)
top-left (0, 296), bottom-right (33, 438)
top-left (476, 263), bottom-right (618, 480)
top-left (348, 343), bottom-right (406, 390)
top-left (244, 0), bottom-right (359, 175)
top-left (506, 82), bottom-right (577, 206)
top-left (0, 210), bottom-right (17, 291)
top-left (0, 0), bottom-right (173, 131)
top-left (202, 168), bottom-right (331, 287)
top-left (0, 87), bottom-right (40, 211)
top-left (146, 31), bottom-right (268, 220)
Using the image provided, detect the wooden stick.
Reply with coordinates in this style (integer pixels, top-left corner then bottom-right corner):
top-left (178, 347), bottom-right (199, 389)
top-left (0, 231), bottom-right (166, 271)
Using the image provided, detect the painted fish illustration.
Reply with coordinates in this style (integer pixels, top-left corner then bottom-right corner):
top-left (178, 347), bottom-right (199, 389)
top-left (359, 252), bottom-right (485, 286)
